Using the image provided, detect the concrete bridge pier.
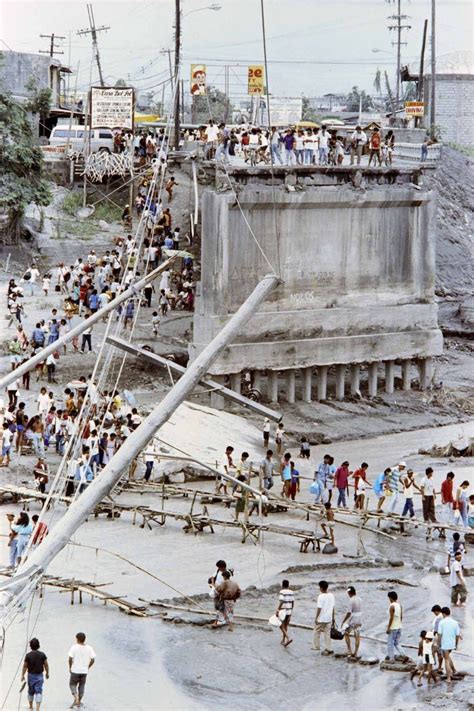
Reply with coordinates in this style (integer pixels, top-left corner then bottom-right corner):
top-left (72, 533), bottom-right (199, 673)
top-left (230, 373), bottom-right (241, 394)
top-left (268, 371), bottom-right (279, 402)
top-left (419, 358), bottom-right (433, 390)
top-left (210, 375), bottom-right (225, 410)
top-left (286, 370), bottom-right (296, 404)
top-left (335, 365), bottom-right (345, 400)
top-left (253, 370), bottom-right (261, 391)
top-left (350, 364), bottom-right (360, 395)
top-left (385, 360), bottom-right (395, 394)
top-left (402, 360), bottom-right (412, 390)
top-left (368, 363), bottom-right (379, 397)
top-left (317, 366), bottom-right (328, 401)
top-left (302, 367), bottom-right (313, 403)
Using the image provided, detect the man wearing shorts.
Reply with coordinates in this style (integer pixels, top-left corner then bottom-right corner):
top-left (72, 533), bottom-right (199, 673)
top-left (68, 632), bottom-right (96, 708)
top-left (436, 607), bottom-right (460, 682)
top-left (342, 586), bottom-right (362, 658)
top-left (22, 637), bottom-right (49, 711)
top-left (276, 579), bottom-right (294, 647)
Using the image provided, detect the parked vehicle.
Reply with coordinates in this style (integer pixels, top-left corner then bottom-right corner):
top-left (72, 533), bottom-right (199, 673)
top-left (48, 126), bottom-right (114, 153)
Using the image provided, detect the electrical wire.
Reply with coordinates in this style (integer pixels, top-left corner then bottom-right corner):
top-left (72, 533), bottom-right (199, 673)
top-left (259, 0), bottom-right (281, 278)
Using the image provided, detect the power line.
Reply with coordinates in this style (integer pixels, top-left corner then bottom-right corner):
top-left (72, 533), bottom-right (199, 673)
top-left (181, 55), bottom-right (397, 66)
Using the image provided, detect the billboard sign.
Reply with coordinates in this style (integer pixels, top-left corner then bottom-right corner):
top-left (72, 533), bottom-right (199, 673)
top-left (190, 64), bottom-right (207, 96)
top-left (263, 96), bottom-right (302, 125)
top-left (405, 101), bottom-right (425, 117)
top-left (90, 87), bottom-right (134, 129)
top-left (248, 65), bottom-right (264, 94)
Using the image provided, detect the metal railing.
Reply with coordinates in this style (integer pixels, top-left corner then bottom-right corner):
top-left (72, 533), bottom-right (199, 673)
top-left (395, 142), bottom-right (441, 163)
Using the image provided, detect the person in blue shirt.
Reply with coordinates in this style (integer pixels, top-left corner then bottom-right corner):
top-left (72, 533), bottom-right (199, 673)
top-left (88, 290), bottom-right (99, 313)
top-left (124, 300), bottom-right (135, 330)
top-left (289, 461), bottom-right (300, 501)
top-left (310, 472), bottom-right (324, 504)
top-left (374, 468), bottom-right (391, 512)
top-left (47, 320), bottom-right (59, 345)
top-left (31, 323), bottom-right (45, 348)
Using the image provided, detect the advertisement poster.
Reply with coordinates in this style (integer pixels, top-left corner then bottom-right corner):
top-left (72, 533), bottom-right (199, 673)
top-left (190, 64), bottom-right (207, 95)
top-left (248, 65), bottom-right (264, 94)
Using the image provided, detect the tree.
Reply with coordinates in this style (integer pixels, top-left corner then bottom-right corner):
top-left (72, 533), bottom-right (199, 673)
top-left (0, 93), bottom-right (51, 243)
top-left (301, 96), bottom-right (320, 123)
top-left (345, 86), bottom-right (374, 112)
top-left (192, 86), bottom-right (233, 124)
top-left (403, 81), bottom-right (417, 101)
top-left (24, 77), bottom-right (52, 121)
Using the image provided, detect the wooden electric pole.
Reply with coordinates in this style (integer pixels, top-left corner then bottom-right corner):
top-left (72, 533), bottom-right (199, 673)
top-left (39, 33), bottom-right (65, 57)
top-left (430, 0), bottom-right (436, 136)
top-left (77, 4), bottom-right (110, 87)
top-left (174, 0), bottom-right (181, 149)
top-left (387, 0), bottom-right (411, 110)
top-left (416, 18), bottom-right (428, 128)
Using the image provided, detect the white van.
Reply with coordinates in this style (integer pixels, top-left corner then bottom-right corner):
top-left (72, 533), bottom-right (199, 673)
top-left (48, 127), bottom-right (114, 153)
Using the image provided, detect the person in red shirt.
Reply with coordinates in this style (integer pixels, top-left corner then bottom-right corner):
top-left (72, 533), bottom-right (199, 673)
top-left (31, 515), bottom-right (48, 548)
top-left (441, 472), bottom-right (455, 524)
top-left (335, 461), bottom-right (351, 508)
top-left (352, 462), bottom-right (371, 510)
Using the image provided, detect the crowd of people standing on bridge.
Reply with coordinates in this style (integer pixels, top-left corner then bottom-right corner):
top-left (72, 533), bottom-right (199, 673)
top-left (184, 121), bottom-right (396, 167)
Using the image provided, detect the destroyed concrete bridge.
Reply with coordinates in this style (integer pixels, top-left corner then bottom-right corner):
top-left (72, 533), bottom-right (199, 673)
top-left (190, 163), bottom-right (443, 405)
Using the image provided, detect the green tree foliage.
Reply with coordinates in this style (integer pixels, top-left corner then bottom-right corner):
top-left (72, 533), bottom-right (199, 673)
top-left (192, 86), bottom-right (233, 124)
top-left (301, 96), bottom-right (320, 123)
top-left (345, 86), bottom-right (374, 112)
top-left (24, 77), bottom-right (52, 120)
top-left (0, 93), bottom-right (51, 239)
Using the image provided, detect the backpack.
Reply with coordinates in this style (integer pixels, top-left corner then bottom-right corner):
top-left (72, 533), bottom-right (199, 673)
top-left (23, 270), bottom-right (31, 281)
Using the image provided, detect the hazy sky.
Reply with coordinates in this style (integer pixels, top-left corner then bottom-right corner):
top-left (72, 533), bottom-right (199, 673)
top-left (1, 0), bottom-right (473, 102)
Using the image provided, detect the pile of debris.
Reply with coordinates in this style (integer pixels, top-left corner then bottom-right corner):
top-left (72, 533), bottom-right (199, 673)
top-left (419, 436), bottom-right (474, 457)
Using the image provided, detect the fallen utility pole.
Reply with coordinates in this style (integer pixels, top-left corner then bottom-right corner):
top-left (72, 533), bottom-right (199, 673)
top-left (106, 335), bottom-right (282, 422)
top-left (1, 275), bottom-right (280, 612)
top-left (0, 257), bottom-right (179, 391)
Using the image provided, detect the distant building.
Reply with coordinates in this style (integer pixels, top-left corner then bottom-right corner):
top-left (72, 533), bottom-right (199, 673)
top-left (424, 73), bottom-right (474, 148)
top-left (308, 94), bottom-right (347, 112)
top-left (0, 50), bottom-right (79, 138)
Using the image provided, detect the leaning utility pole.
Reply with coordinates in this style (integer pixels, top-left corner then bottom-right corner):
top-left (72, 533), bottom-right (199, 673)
top-left (39, 33), bottom-right (65, 57)
top-left (430, 0), bottom-right (436, 135)
top-left (387, 0), bottom-right (411, 110)
top-left (1, 275), bottom-right (280, 613)
top-left (416, 18), bottom-right (428, 128)
top-left (174, 0), bottom-right (181, 149)
top-left (77, 4), bottom-right (110, 87)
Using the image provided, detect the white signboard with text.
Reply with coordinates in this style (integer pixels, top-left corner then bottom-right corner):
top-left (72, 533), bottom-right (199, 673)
top-left (263, 96), bottom-right (302, 126)
top-left (90, 87), bottom-right (134, 129)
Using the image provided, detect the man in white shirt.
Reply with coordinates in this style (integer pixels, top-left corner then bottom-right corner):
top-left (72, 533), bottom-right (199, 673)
top-left (68, 632), bottom-right (95, 707)
top-left (420, 467), bottom-right (437, 539)
top-left (450, 550), bottom-right (467, 607)
top-left (318, 126), bottom-right (330, 165)
top-left (276, 579), bottom-right (294, 647)
top-left (205, 120), bottom-right (219, 159)
top-left (350, 126), bottom-right (368, 165)
top-left (27, 265), bottom-right (40, 296)
top-left (313, 580), bottom-right (335, 654)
